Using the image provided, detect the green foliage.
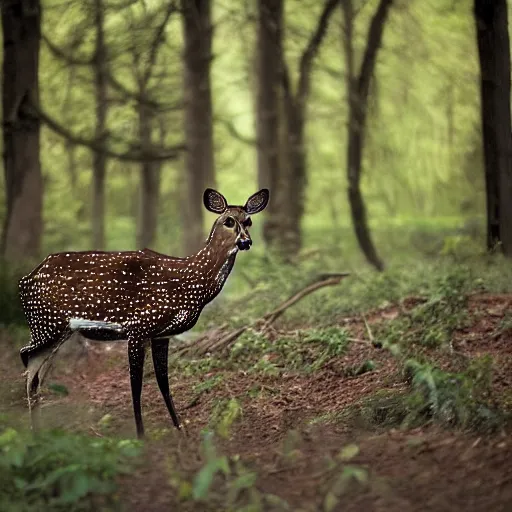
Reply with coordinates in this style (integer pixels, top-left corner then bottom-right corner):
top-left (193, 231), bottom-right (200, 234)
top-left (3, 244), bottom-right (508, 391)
top-left (0, 427), bottom-right (142, 511)
top-left (344, 359), bottom-right (376, 377)
top-left (226, 327), bottom-right (351, 374)
top-left (192, 432), bottom-right (230, 501)
top-left (200, 254), bottom-right (512, 338)
top-left (304, 327), bottom-right (350, 357)
top-left (169, 432), bottom-right (290, 511)
top-left (193, 374), bottom-right (224, 395)
top-left (322, 443), bottom-right (368, 512)
top-left (378, 266), bottom-right (472, 349)
top-left (402, 357), bottom-right (500, 431)
top-left (209, 398), bottom-right (243, 439)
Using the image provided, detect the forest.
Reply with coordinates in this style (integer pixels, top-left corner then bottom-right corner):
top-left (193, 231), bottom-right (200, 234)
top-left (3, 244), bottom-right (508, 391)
top-left (1, 0), bottom-right (512, 510)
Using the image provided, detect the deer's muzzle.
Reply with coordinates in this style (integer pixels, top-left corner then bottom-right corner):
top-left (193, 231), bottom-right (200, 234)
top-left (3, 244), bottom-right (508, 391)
top-left (237, 237), bottom-right (252, 251)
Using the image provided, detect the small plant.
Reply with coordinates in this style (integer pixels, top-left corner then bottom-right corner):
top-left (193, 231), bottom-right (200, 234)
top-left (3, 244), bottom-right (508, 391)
top-left (345, 360), bottom-right (376, 377)
top-left (191, 432), bottom-right (231, 501)
top-left (403, 358), bottom-right (500, 431)
top-left (169, 432), bottom-right (290, 510)
top-left (377, 268), bottom-right (471, 350)
top-left (304, 327), bottom-right (351, 371)
top-left (304, 327), bottom-right (350, 356)
top-left (0, 427), bottom-right (141, 511)
top-left (208, 398), bottom-right (243, 439)
top-left (323, 444), bottom-right (368, 512)
top-left (193, 374), bottom-right (224, 394)
top-left (229, 327), bottom-right (351, 374)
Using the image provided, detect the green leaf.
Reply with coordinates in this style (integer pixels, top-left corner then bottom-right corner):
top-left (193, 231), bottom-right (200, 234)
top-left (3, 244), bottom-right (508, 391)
top-left (232, 471), bottom-right (258, 491)
top-left (342, 465), bottom-right (368, 485)
top-left (323, 491), bottom-right (339, 512)
top-left (58, 473), bottom-right (90, 503)
top-left (192, 460), bottom-right (218, 500)
top-left (178, 481), bottom-right (193, 500)
top-left (338, 444), bottom-right (359, 461)
top-left (265, 493), bottom-right (290, 509)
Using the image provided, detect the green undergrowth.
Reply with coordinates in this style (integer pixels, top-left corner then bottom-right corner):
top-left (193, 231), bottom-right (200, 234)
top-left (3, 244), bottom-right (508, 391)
top-left (165, 429), bottom-right (368, 512)
top-left (350, 353), bottom-right (508, 434)
top-left (376, 267), bottom-right (473, 350)
top-left (0, 423), bottom-right (142, 512)
top-left (199, 253), bottom-right (512, 331)
top-left (169, 326), bottom-right (354, 376)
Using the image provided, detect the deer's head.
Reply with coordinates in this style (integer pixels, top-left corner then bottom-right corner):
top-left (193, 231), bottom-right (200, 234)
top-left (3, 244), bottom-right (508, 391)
top-left (204, 188), bottom-right (270, 251)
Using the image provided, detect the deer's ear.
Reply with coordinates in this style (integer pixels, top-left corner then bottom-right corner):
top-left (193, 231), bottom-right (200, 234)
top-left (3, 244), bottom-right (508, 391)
top-left (203, 188), bottom-right (228, 214)
top-left (244, 189), bottom-right (269, 215)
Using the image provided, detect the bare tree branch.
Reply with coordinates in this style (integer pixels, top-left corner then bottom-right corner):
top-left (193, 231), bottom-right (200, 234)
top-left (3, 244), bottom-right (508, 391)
top-left (42, 34), bottom-right (93, 66)
top-left (143, 1), bottom-right (178, 84)
top-left (297, 0), bottom-right (339, 106)
top-left (216, 116), bottom-right (256, 146)
top-left (107, 71), bottom-right (182, 110)
top-left (28, 99), bottom-right (185, 162)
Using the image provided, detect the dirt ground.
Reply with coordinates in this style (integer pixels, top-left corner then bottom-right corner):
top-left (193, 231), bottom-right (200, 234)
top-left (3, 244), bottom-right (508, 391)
top-left (1, 293), bottom-right (512, 511)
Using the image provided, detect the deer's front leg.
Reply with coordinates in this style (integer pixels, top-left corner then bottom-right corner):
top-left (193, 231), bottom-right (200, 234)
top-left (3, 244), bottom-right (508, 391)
top-left (151, 339), bottom-right (182, 431)
top-left (128, 338), bottom-right (147, 439)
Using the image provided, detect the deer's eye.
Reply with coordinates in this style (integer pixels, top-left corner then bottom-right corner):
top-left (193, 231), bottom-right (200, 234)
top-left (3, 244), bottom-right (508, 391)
top-left (243, 218), bottom-right (252, 228)
top-left (224, 217), bottom-right (235, 228)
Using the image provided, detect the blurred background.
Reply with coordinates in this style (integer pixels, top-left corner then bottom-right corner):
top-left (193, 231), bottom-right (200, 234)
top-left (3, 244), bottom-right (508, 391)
top-left (0, 0), bottom-right (510, 311)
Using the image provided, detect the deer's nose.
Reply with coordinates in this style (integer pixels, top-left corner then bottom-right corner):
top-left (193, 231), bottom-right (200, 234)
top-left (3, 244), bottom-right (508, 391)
top-left (237, 237), bottom-right (252, 251)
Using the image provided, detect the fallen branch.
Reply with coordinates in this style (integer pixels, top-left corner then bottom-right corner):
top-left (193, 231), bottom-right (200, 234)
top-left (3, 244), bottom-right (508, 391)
top-left (178, 272), bottom-right (350, 357)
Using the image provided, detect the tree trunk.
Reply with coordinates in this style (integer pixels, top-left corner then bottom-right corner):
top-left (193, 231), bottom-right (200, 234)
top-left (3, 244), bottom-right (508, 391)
top-left (92, 0), bottom-right (107, 250)
top-left (342, 0), bottom-right (391, 272)
top-left (256, 0), bottom-right (284, 248)
top-left (283, 103), bottom-right (305, 254)
top-left (137, 101), bottom-right (160, 249)
top-left (181, 0), bottom-right (215, 255)
top-left (1, 0), bottom-right (43, 262)
top-left (474, 0), bottom-right (512, 253)
top-left (283, 0), bottom-right (339, 255)
top-left (256, 0), bottom-right (337, 256)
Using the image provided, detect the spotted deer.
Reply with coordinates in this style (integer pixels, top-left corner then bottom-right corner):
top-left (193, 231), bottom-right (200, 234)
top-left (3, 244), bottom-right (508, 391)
top-left (19, 188), bottom-right (269, 438)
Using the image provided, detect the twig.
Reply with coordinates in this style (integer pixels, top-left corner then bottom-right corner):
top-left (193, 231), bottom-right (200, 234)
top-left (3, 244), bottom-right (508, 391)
top-left (182, 395), bottom-right (202, 410)
top-left (362, 314), bottom-right (382, 348)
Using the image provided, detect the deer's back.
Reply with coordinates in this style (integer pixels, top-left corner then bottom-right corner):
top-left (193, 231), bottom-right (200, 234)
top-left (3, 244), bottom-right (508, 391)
top-left (20, 250), bottom-right (189, 326)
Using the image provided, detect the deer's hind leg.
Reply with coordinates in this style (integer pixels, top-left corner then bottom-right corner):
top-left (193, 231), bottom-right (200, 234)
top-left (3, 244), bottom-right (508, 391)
top-left (21, 330), bottom-right (71, 431)
top-left (151, 339), bottom-right (182, 431)
top-left (128, 338), bottom-right (148, 439)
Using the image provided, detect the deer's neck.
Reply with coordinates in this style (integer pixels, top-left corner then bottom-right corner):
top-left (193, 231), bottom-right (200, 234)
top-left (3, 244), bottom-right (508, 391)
top-left (188, 232), bottom-right (238, 302)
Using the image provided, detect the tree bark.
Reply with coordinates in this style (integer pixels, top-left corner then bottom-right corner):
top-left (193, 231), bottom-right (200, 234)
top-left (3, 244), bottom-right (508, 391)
top-left (181, 0), bottom-right (215, 255)
top-left (474, 0), bottom-right (512, 253)
top-left (342, 0), bottom-right (391, 272)
top-left (91, 0), bottom-right (108, 250)
top-left (137, 101), bottom-right (161, 249)
top-left (256, 0), bottom-right (337, 256)
top-left (1, 0), bottom-right (43, 262)
top-left (133, 3), bottom-right (174, 250)
top-left (256, 0), bottom-right (284, 248)
top-left (283, 0), bottom-right (338, 254)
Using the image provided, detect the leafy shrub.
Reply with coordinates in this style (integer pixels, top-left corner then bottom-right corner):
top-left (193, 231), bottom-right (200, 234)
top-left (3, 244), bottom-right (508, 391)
top-left (378, 266), bottom-right (472, 349)
top-left (0, 427), bottom-right (141, 511)
top-left (403, 357), bottom-right (501, 431)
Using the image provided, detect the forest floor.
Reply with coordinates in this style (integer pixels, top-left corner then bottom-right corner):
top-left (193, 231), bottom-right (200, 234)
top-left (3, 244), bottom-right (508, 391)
top-left (1, 267), bottom-right (512, 511)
